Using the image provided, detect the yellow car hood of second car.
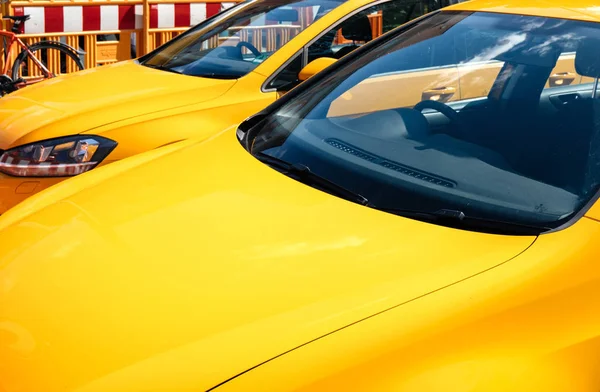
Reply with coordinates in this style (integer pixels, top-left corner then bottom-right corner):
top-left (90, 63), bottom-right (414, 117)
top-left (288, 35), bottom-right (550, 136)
top-left (0, 61), bottom-right (236, 149)
top-left (0, 131), bottom-right (535, 392)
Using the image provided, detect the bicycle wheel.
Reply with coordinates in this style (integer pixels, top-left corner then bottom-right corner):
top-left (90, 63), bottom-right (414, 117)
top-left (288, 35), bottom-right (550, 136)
top-left (12, 42), bottom-right (84, 81)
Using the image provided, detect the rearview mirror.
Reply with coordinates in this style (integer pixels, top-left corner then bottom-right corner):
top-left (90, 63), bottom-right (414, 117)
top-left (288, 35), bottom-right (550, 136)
top-left (266, 8), bottom-right (299, 23)
top-left (298, 57), bottom-right (337, 82)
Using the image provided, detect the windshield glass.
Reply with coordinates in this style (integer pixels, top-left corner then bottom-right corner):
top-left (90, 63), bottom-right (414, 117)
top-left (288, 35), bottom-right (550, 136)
top-left (248, 11), bottom-right (600, 234)
top-left (141, 0), bottom-right (344, 79)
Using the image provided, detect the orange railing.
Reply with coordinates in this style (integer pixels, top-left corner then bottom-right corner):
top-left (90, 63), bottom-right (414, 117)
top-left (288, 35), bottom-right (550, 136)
top-left (0, 0), bottom-right (383, 77)
top-left (0, 0), bottom-right (243, 75)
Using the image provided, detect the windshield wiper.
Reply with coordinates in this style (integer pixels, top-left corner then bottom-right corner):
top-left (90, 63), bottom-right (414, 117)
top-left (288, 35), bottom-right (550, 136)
top-left (371, 206), bottom-right (551, 235)
top-left (255, 153), bottom-right (368, 206)
top-left (194, 73), bottom-right (240, 79)
top-left (256, 152), bottom-right (548, 235)
top-left (143, 64), bottom-right (182, 74)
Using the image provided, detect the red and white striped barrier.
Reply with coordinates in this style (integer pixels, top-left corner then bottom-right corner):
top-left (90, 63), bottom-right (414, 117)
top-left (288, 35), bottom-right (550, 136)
top-left (149, 2), bottom-right (235, 29)
top-left (13, 2), bottom-right (236, 34)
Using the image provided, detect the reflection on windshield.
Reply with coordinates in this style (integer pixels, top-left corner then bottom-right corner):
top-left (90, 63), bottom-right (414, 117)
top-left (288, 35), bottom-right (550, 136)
top-left (248, 11), bottom-right (600, 234)
top-left (142, 0), bottom-right (343, 79)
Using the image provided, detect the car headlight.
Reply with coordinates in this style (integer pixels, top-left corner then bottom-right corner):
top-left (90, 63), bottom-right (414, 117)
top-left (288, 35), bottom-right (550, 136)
top-left (0, 135), bottom-right (117, 177)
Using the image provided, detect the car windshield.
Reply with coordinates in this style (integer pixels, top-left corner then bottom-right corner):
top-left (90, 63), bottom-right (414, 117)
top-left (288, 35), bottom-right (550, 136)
top-left (141, 0), bottom-right (344, 79)
top-left (247, 11), bottom-right (600, 234)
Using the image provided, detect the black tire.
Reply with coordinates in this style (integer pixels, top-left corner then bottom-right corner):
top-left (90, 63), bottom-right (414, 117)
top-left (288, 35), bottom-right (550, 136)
top-left (12, 42), bottom-right (84, 81)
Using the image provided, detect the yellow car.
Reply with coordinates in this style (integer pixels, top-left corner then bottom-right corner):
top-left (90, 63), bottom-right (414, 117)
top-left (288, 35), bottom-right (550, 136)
top-left (0, 0), bottom-right (460, 214)
top-left (4, 0), bottom-right (600, 391)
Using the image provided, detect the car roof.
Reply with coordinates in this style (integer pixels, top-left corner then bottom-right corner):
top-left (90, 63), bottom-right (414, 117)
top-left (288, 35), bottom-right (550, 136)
top-left (446, 0), bottom-right (600, 23)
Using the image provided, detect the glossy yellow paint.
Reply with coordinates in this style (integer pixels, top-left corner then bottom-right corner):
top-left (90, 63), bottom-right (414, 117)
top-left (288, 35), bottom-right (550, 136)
top-left (0, 128), bottom-right (534, 391)
top-left (0, 0), bottom-right (385, 214)
top-left (2, 2), bottom-right (600, 391)
top-left (0, 172), bottom-right (62, 213)
top-left (448, 0), bottom-right (600, 22)
top-left (219, 217), bottom-right (600, 391)
top-left (1, 124), bottom-right (600, 391)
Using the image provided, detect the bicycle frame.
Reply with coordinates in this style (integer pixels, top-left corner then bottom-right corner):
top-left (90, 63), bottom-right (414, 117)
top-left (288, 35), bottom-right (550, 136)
top-left (0, 30), bottom-right (53, 84)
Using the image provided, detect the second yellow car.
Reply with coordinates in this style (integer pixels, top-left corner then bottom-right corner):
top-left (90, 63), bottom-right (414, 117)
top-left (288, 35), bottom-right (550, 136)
top-left (0, 0), bottom-right (462, 213)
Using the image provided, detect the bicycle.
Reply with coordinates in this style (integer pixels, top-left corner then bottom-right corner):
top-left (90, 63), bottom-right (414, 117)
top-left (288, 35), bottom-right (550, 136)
top-left (0, 15), bottom-right (84, 95)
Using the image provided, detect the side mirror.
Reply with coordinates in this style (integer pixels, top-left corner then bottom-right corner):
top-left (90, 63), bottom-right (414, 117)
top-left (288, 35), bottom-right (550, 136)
top-left (298, 57), bottom-right (337, 82)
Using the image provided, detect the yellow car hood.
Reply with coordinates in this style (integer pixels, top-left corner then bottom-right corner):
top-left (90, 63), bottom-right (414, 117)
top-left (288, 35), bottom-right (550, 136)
top-left (0, 131), bottom-right (535, 392)
top-left (0, 61), bottom-right (236, 149)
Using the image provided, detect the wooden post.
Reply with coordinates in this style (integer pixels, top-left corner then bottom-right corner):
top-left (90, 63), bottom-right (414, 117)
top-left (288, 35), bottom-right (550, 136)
top-left (142, 0), bottom-right (150, 55)
top-left (66, 35), bottom-right (79, 73)
top-left (85, 34), bottom-right (97, 68)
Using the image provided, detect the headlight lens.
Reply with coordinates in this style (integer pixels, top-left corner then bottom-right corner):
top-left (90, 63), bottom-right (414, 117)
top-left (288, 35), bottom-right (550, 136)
top-left (0, 135), bottom-right (117, 177)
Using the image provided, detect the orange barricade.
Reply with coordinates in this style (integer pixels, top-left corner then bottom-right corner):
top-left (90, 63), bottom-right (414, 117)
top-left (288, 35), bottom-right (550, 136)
top-left (369, 11), bottom-right (383, 38)
top-left (0, 0), bottom-right (242, 75)
top-left (0, 0), bottom-right (381, 76)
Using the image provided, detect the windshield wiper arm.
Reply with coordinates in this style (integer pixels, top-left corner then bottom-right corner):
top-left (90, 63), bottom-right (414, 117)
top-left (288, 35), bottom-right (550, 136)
top-left (371, 206), bottom-right (551, 235)
top-left (255, 153), bottom-right (369, 206)
top-left (144, 64), bottom-right (182, 74)
top-left (194, 73), bottom-right (240, 79)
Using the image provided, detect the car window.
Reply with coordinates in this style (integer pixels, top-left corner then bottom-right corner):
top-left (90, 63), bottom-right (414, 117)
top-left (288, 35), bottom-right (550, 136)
top-left (248, 11), bottom-right (600, 234)
top-left (141, 0), bottom-right (344, 79)
top-left (267, 51), bottom-right (304, 91)
top-left (267, 0), bottom-right (459, 91)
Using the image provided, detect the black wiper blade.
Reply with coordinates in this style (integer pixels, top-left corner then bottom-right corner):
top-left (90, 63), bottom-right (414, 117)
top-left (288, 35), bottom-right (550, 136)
top-left (371, 206), bottom-right (550, 235)
top-left (194, 73), bottom-right (240, 79)
top-left (255, 153), bottom-right (368, 206)
top-left (144, 64), bottom-right (182, 74)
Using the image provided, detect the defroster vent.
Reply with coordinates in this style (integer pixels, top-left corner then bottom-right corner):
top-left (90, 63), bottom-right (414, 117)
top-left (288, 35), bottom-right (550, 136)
top-left (325, 138), bottom-right (455, 188)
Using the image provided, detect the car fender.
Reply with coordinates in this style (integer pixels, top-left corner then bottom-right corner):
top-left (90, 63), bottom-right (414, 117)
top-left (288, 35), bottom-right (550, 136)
top-left (0, 138), bottom-right (201, 231)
